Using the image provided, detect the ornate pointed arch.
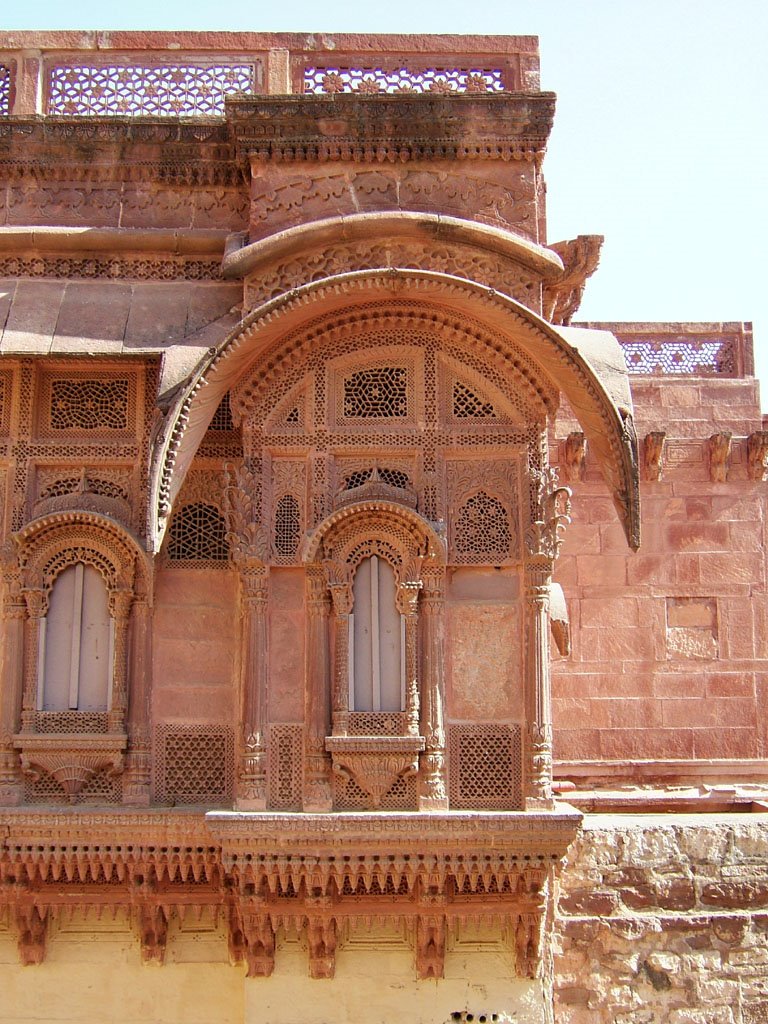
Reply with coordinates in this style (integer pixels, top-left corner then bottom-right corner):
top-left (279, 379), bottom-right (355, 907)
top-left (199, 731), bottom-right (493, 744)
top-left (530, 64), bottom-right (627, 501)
top-left (303, 500), bottom-right (447, 574)
top-left (151, 270), bottom-right (640, 553)
top-left (16, 511), bottom-right (151, 604)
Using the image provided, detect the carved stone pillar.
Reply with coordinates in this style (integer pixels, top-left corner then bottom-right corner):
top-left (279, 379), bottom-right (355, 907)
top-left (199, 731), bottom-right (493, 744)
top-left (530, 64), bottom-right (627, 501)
top-left (20, 588), bottom-right (46, 732)
top-left (107, 589), bottom-right (133, 734)
top-left (0, 553), bottom-right (27, 805)
top-left (304, 565), bottom-right (332, 811)
top-left (418, 568), bottom-right (448, 810)
top-left (124, 592), bottom-right (152, 805)
top-left (524, 559), bottom-right (553, 807)
top-left (396, 581), bottom-right (422, 739)
top-left (236, 561), bottom-right (269, 810)
top-left (328, 577), bottom-right (352, 738)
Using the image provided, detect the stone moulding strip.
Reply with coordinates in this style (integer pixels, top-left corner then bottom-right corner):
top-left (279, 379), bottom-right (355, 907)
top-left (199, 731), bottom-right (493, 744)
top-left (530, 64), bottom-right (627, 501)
top-left (220, 212), bottom-right (564, 283)
top-left (0, 227), bottom-right (229, 282)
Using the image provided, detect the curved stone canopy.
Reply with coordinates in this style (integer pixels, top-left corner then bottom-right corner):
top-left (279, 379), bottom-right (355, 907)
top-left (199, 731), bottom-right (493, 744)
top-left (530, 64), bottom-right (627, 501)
top-left (221, 211), bottom-right (565, 284)
top-left (150, 268), bottom-right (640, 553)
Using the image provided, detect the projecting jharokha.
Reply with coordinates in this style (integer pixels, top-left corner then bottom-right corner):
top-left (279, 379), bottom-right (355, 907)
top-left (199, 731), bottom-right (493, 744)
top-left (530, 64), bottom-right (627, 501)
top-left (0, 31), bottom-right (766, 1024)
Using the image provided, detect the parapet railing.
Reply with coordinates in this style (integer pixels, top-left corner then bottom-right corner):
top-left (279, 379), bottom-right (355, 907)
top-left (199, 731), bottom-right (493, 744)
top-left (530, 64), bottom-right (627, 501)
top-left (0, 33), bottom-right (541, 116)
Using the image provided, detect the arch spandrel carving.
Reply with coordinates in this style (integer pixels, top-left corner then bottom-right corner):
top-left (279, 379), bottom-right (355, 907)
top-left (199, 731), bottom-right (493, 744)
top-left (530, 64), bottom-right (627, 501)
top-left (151, 270), bottom-right (639, 554)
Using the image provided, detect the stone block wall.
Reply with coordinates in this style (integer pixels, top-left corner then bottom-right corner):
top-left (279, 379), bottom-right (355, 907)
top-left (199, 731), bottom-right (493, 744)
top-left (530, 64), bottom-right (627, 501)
top-left (555, 816), bottom-right (768, 1024)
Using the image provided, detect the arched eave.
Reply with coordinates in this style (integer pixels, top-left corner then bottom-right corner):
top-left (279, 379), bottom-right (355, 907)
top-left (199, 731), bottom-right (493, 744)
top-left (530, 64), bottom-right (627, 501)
top-left (150, 269), bottom-right (640, 554)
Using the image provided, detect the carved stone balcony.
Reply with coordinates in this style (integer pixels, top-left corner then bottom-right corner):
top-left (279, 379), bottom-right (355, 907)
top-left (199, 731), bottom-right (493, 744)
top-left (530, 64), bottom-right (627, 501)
top-left (13, 732), bottom-right (126, 803)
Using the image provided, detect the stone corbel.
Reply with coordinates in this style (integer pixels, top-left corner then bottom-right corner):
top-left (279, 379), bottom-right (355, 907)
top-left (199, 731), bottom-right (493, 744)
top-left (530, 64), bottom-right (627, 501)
top-left (525, 468), bottom-right (571, 563)
top-left (512, 911), bottom-right (543, 979)
top-left (414, 910), bottom-right (446, 980)
top-left (231, 898), bottom-right (276, 977)
top-left (643, 431), bottom-right (667, 482)
top-left (747, 431), bottom-right (768, 482)
top-left (15, 902), bottom-right (48, 966)
top-left (563, 432), bottom-right (587, 484)
top-left (306, 912), bottom-right (337, 979)
top-left (708, 432), bottom-right (732, 483)
top-left (135, 901), bottom-right (169, 964)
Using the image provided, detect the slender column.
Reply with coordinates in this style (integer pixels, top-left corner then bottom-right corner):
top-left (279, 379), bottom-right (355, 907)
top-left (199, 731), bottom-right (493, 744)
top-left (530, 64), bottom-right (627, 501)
top-left (107, 590), bottom-right (133, 734)
top-left (396, 582), bottom-right (422, 738)
top-left (329, 578), bottom-right (353, 738)
top-left (418, 568), bottom-right (448, 810)
top-left (20, 588), bottom-right (46, 731)
top-left (304, 566), bottom-right (332, 811)
top-left (523, 559), bottom-right (553, 807)
top-left (0, 556), bottom-right (27, 805)
top-left (236, 562), bottom-right (269, 810)
top-left (123, 591), bottom-right (153, 805)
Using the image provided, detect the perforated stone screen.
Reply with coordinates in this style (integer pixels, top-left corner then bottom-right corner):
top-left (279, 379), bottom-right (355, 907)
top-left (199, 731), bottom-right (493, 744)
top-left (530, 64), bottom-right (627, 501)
top-left (267, 724), bottom-right (303, 811)
top-left (166, 502), bottom-right (229, 564)
top-left (0, 64), bottom-right (10, 116)
top-left (621, 338), bottom-right (736, 376)
top-left (304, 65), bottom-right (505, 95)
top-left (453, 380), bottom-right (496, 419)
top-left (448, 723), bottom-right (522, 809)
top-left (48, 62), bottom-right (257, 116)
top-left (153, 724), bottom-right (234, 805)
top-left (49, 379), bottom-right (129, 432)
top-left (273, 495), bottom-right (301, 558)
top-left (454, 491), bottom-right (512, 561)
top-left (343, 366), bottom-right (408, 419)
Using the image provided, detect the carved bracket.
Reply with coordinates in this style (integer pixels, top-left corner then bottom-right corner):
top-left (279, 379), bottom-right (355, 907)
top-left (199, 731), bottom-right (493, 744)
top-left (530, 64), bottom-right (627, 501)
top-left (307, 914), bottom-right (337, 979)
top-left (326, 736), bottom-right (424, 809)
top-left (563, 432), bottom-right (587, 484)
top-left (747, 431), bottom-right (768, 482)
top-left (708, 432), bottom-right (732, 483)
top-left (415, 911), bottom-right (446, 979)
top-left (643, 431), bottom-right (667, 482)
top-left (136, 901), bottom-right (168, 964)
top-left (15, 903), bottom-right (48, 966)
top-left (14, 735), bottom-right (126, 803)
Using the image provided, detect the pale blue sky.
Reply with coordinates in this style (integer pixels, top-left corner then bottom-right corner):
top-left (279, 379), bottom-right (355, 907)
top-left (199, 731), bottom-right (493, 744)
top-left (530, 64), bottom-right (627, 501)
top-left (4, 0), bottom-right (768, 404)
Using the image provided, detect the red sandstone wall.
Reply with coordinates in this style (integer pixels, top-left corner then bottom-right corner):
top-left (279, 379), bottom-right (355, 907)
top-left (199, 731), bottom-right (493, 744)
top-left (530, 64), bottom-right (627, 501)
top-left (553, 364), bottom-right (768, 770)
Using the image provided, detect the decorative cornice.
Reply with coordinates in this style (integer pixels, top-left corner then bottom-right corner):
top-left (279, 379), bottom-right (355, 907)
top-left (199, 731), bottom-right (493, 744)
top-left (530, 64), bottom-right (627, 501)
top-left (227, 92), bottom-right (556, 165)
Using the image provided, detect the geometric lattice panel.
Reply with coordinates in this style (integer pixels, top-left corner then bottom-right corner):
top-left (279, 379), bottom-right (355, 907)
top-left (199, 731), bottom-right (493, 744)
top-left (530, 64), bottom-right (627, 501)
top-left (304, 66), bottom-right (505, 95)
top-left (166, 502), bottom-right (229, 564)
top-left (48, 63), bottom-right (257, 116)
top-left (267, 724), bottom-right (303, 811)
top-left (153, 724), bottom-right (234, 806)
top-left (448, 723), bottom-right (522, 810)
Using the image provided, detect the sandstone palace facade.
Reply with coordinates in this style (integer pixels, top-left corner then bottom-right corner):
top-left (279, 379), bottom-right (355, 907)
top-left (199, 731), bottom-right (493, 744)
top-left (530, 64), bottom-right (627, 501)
top-left (0, 33), bottom-right (766, 1024)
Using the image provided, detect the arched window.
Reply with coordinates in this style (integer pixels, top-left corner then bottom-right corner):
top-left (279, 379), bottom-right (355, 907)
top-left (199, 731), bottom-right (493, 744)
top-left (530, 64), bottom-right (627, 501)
top-left (350, 555), bottom-right (404, 712)
top-left (454, 491), bottom-right (511, 560)
top-left (39, 563), bottom-right (111, 711)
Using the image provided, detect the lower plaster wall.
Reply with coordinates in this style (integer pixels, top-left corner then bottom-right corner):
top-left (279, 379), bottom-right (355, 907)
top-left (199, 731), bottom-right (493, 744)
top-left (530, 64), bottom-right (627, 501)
top-left (555, 815), bottom-right (768, 1024)
top-left (0, 915), bottom-right (543, 1024)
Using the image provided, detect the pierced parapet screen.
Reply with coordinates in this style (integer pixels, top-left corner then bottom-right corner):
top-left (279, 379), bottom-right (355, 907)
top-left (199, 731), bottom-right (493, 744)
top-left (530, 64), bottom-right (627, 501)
top-left (621, 337), bottom-right (737, 376)
top-left (454, 492), bottom-right (512, 560)
top-left (304, 66), bottom-right (505, 95)
top-left (48, 63), bottom-right (256, 116)
top-left (167, 502), bottom-right (228, 563)
top-left (453, 381), bottom-right (496, 419)
top-left (273, 494), bottom-right (301, 557)
top-left (154, 724), bottom-right (234, 805)
top-left (33, 711), bottom-right (109, 734)
top-left (49, 379), bottom-right (128, 431)
top-left (267, 724), bottom-right (303, 811)
top-left (448, 723), bottom-right (522, 810)
top-left (343, 367), bottom-right (408, 419)
top-left (0, 64), bottom-right (10, 116)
